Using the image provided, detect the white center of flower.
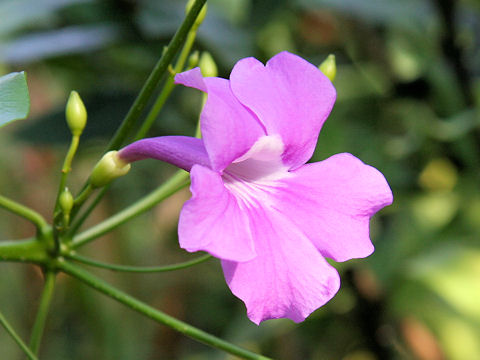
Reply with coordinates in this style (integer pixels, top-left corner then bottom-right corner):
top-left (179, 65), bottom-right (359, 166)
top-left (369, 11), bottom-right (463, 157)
top-left (223, 135), bottom-right (291, 208)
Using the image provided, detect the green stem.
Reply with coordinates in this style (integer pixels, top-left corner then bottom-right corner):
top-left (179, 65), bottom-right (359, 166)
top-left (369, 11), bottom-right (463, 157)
top-left (58, 260), bottom-right (271, 360)
top-left (134, 29), bottom-right (199, 141)
top-left (67, 252), bottom-right (212, 273)
top-left (71, 170), bottom-right (189, 249)
top-left (28, 271), bottom-right (56, 355)
top-left (67, 186), bottom-right (108, 237)
top-left (73, 184), bottom-right (94, 209)
top-left (52, 135), bottom-right (81, 251)
top-left (66, 183), bottom-right (95, 224)
top-left (0, 310), bottom-right (39, 360)
top-left (133, 77), bottom-right (176, 141)
top-left (0, 195), bottom-right (48, 233)
top-left (54, 135), bottom-right (80, 212)
top-left (106, 0), bottom-right (207, 151)
top-left (0, 238), bottom-right (48, 264)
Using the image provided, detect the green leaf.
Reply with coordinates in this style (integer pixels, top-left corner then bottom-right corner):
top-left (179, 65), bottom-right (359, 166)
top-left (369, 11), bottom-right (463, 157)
top-left (0, 72), bottom-right (30, 128)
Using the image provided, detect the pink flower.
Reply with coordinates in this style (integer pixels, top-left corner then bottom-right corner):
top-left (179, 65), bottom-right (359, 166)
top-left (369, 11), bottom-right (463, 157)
top-left (119, 51), bottom-right (393, 324)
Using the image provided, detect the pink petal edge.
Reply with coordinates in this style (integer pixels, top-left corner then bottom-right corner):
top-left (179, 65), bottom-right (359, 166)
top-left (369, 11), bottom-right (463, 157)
top-left (222, 206), bottom-right (341, 325)
top-left (175, 68), bottom-right (265, 172)
top-left (230, 51), bottom-right (336, 169)
top-left (273, 153), bottom-right (393, 262)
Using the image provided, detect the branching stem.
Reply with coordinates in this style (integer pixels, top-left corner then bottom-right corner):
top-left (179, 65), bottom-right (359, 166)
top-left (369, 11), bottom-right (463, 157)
top-left (58, 260), bottom-right (272, 360)
top-left (28, 271), bottom-right (56, 355)
top-left (0, 310), bottom-right (39, 360)
top-left (0, 195), bottom-right (48, 234)
top-left (71, 170), bottom-right (189, 249)
top-left (67, 252), bottom-right (212, 273)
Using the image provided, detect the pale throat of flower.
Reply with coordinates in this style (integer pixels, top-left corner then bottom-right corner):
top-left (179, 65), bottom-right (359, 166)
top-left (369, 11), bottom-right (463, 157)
top-left (222, 135), bottom-right (292, 206)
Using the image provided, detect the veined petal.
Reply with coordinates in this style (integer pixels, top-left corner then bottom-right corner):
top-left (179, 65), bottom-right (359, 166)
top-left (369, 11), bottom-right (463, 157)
top-left (273, 153), bottom-right (393, 262)
top-left (222, 207), bottom-right (340, 325)
top-left (178, 165), bottom-right (256, 262)
top-left (118, 136), bottom-right (210, 171)
top-left (230, 51), bottom-right (336, 169)
top-left (175, 68), bottom-right (265, 172)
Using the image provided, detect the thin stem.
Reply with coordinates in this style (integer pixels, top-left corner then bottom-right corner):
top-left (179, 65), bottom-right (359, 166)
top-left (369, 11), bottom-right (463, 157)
top-left (73, 184), bottom-right (94, 209)
top-left (71, 170), bottom-right (189, 249)
top-left (0, 195), bottom-right (48, 233)
top-left (67, 252), bottom-right (212, 273)
top-left (54, 135), bottom-right (80, 212)
top-left (67, 187), bottom-right (108, 237)
top-left (58, 260), bottom-right (272, 360)
top-left (52, 135), bottom-right (81, 251)
top-left (0, 310), bottom-right (39, 360)
top-left (28, 271), bottom-right (56, 355)
top-left (134, 29), bottom-right (199, 141)
top-left (66, 183), bottom-right (95, 224)
top-left (133, 77), bottom-right (176, 141)
top-left (106, 0), bottom-right (207, 151)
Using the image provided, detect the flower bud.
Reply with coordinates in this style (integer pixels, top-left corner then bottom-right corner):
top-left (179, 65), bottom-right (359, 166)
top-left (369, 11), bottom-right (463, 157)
top-left (66, 91), bottom-right (87, 136)
top-left (199, 52), bottom-right (218, 77)
top-left (319, 54), bottom-right (336, 82)
top-left (188, 50), bottom-right (200, 69)
top-left (59, 188), bottom-right (74, 215)
top-left (90, 151), bottom-right (131, 188)
top-left (185, 0), bottom-right (207, 28)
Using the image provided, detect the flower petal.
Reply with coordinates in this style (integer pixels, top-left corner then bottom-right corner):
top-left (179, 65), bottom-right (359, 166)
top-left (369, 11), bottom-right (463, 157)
top-left (118, 136), bottom-right (210, 171)
top-left (174, 67), bottom-right (207, 92)
top-left (175, 69), bottom-right (265, 172)
top-left (222, 207), bottom-right (340, 324)
top-left (178, 164), bottom-right (256, 262)
top-left (273, 153), bottom-right (393, 262)
top-left (230, 51), bottom-right (336, 169)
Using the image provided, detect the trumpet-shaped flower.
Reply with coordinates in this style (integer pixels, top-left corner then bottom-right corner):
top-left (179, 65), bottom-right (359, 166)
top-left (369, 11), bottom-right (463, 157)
top-left (119, 51), bottom-right (393, 324)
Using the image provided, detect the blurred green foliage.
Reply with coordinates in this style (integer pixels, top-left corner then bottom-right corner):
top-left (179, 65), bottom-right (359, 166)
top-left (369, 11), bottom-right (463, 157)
top-left (1, 0), bottom-right (479, 359)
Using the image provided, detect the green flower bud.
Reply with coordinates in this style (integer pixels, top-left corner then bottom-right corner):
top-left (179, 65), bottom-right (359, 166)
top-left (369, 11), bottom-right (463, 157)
top-left (188, 50), bottom-right (200, 69)
top-left (66, 91), bottom-right (87, 136)
top-left (199, 52), bottom-right (218, 77)
top-left (185, 0), bottom-right (208, 28)
top-left (59, 188), bottom-right (74, 215)
top-left (90, 151), bottom-right (131, 188)
top-left (319, 54), bottom-right (336, 82)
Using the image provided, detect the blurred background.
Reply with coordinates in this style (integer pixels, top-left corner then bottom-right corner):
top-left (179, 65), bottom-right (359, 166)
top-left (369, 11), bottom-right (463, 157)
top-left (0, 0), bottom-right (479, 359)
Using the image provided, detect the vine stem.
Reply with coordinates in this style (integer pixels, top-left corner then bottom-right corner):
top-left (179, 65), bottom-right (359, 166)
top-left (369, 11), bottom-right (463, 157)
top-left (71, 170), bottom-right (189, 249)
top-left (54, 135), bottom-right (80, 212)
top-left (73, 183), bottom-right (94, 208)
top-left (67, 252), bottom-right (212, 273)
top-left (0, 195), bottom-right (48, 233)
top-left (134, 27), bottom-right (199, 141)
top-left (106, 0), bottom-right (207, 151)
top-left (0, 310), bottom-right (39, 360)
top-left (57, 260), bottom-right (272, 360)
top-left (67, 186), bottom-right (108, 237)
top-left (28, 271), bottom-right (56, 355)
